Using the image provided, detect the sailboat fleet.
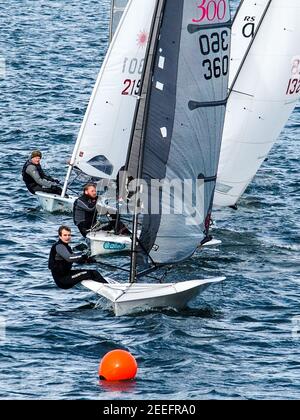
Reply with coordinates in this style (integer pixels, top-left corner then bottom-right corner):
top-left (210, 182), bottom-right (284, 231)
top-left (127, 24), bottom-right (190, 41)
top-left (35, 0), bottom-right (299, 315)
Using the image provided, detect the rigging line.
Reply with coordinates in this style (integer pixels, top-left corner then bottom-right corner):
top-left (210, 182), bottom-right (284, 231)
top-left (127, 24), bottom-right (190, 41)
top-left (96, 260), bottom-right (164, 282)
top-left (158, 266), bottom-right (173, 284)
top-left (228, 0), bottom-right (273, 97)
top-left (231, 89), bottom-right (254, 98)
top-left (124, 223), bottom-right (157, 267)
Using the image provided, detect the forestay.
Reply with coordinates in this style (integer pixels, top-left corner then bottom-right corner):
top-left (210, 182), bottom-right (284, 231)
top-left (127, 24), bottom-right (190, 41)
top-left (215, 0), bottom-right (300, 207)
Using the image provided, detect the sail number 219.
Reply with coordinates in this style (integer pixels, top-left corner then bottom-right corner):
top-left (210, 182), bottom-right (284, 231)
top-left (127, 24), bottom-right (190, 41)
top-left (121, 57), bottom-right (144, 96)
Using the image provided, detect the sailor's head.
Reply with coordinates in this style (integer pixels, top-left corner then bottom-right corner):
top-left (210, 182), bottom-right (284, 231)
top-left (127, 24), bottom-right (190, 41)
top-left (31, 150), bottom-right (42, 164)
top-left (83, 183), bottom-right (97, 199)
top-left (58, 225), bottom-right (72, 244)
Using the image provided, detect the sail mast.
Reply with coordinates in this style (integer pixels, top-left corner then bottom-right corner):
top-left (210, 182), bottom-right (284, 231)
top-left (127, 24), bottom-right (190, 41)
top-left (109, 0), bottom-right (115, 42)
top-left (128, 0), bottom-right (166, 284)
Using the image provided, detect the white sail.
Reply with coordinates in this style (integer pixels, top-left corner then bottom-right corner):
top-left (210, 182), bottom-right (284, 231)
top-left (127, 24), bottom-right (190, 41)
top-left (109, 0), bottom-right (129, 41)
top-left (229, 0), bottom-right (271, 87)
top-left (68, 0), bottom-right (156, 181)
top-left (214, 0), bottom-right (300, 207)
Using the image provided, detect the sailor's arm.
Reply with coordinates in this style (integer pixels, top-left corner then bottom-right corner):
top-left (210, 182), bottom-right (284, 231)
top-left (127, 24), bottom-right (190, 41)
top-left (39, 166), bottom-right (59, 183)
top-left (26, 165), bottom-right (55, 188)
top-left (55, 244), bottom-right (86, 263)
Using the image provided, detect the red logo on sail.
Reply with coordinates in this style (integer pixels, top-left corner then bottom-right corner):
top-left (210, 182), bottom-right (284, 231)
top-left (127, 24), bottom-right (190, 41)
top-left (137, 30), bottom-right (148, 47)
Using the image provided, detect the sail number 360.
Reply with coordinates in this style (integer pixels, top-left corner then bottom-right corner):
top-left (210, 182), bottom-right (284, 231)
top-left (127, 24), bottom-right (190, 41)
top-left (200, 31), bottom-right (229, 80)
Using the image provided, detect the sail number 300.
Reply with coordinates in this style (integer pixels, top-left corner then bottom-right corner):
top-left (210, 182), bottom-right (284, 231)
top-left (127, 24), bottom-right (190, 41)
top-left (193, 0), bottom-right (227, 22)
top-left (200, 31), bottom-right (229, 80)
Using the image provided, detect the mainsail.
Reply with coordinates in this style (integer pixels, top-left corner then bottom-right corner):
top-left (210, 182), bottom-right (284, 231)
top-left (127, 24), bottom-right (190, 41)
top-left (214, 0), bottom-right (300, 207)
top-left (62, 0), bottom-right (157, 195)
top-left (126, 0), bottom-right (231, 270)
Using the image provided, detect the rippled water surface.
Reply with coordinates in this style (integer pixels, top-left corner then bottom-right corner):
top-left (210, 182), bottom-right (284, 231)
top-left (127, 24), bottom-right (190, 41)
top-left (0, 0), bottom-right (299, 400)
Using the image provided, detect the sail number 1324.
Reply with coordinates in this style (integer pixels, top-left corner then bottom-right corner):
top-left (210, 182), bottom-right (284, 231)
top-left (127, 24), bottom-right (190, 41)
top-left (286, 58), bottom-right (300, 96)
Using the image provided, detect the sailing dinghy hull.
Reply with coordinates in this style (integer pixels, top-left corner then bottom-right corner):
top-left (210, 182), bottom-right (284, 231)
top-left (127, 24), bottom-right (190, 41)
top-left (81, 277), bottom-right (225, 316)
top-left (88, 230), bottom-right (222, 257)
top-left (87, 231), bottom-right (132, 256)
top-left (36, 192), bottom-right (76, 213)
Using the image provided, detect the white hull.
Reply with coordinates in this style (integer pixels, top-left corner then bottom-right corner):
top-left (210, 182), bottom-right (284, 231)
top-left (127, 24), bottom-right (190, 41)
top-left (81, 277), bottom-right (225, 316)
top-left (88, 230), bottom-right (221, 257)
top-left (201, 238), bottom-right (222, 248)
top-left (36, 192), bottom-right (77, 213)
top-left (87, 230), bottom-right (132, 256)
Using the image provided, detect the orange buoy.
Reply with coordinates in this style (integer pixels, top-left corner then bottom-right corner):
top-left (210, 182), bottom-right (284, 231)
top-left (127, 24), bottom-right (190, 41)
top-left (99, 350), bottom-right (138, 381)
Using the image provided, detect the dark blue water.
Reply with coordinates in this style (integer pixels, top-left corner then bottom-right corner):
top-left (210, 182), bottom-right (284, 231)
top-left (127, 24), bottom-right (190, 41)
top-left (1, 0), bottom-right (299, 400)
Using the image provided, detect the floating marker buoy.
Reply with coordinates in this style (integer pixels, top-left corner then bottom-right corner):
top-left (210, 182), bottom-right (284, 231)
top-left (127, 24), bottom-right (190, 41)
top-left (99, 349), bottom-right (138, 381)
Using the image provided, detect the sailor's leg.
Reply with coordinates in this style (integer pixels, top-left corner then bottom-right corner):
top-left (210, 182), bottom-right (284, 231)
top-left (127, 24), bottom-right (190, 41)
top-left (54, 270), bottom-right (108, 289)
top-left (71, 270), bottom-right (108, 285)
top-left (32, 185), bottom-right (63, 195)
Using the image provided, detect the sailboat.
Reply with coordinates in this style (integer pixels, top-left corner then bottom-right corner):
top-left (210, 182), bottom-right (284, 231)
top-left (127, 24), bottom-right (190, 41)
top-left (82, 0), bottom-right (231, 316)
top-left (36, 0), bottom-right (155, 213)
top-left (214, 0), bottom-right (300, 208)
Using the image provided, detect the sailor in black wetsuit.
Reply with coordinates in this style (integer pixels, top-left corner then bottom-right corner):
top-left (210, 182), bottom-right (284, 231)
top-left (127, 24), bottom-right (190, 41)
top-left (73, 183), bottom-right (98, 238)
top-left (22, 150), bottom-right (62, 195)
top-left (48, 225), bottom-right (107, 290)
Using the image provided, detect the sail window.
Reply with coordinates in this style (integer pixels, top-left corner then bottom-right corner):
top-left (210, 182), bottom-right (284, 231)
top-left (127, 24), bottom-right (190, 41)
top-left (158, 56), bottom-right (165, 69)
top-left (160, 127), bottom-right (168, 138)
top-left (87, 155), bottom-right (114, 176)
top-left (156, 81), bottom-right (164, 91)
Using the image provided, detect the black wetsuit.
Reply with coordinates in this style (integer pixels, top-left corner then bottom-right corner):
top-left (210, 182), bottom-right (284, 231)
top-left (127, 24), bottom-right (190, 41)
top-left (22, 160), bottom-right (62, 195)
top-left (73, 194), bottom-right (97, 237)
top-left (48, 240), bottom-right (107, 289)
